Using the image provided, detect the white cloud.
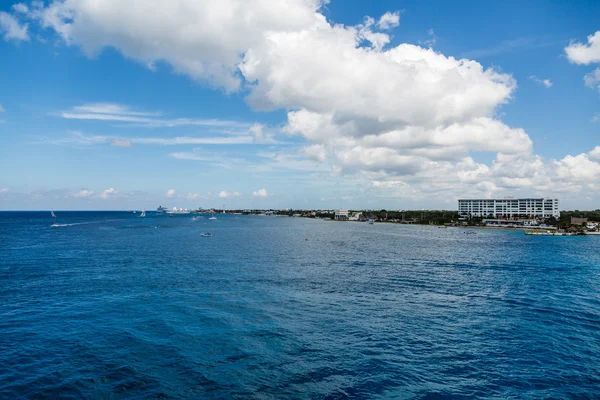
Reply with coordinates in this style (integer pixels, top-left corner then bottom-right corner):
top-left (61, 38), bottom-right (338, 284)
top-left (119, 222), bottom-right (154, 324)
top-left (565, 31), bottom-right (600, 64)
top-left (218, 190), bottom-right (241, 198)
top-left (22, 1), bottom-right (600, 202)
top-left (252, 188), bottom-right (268, 197)
top-left (0, 188), bottom-right (10, 194)
top-left (133, 136), bottom-right (253, 145)
top-left (99, 187), bottom-right (117, 199)
top-left (12, 4), bottom-right (29, 14)
top-left (529, 75), bottom-right (552, 88)
top-left (41, 131), bottom-right (257, 147)
top-left (419, 28), bottom-right (436, 48)
top-left (0, 11), bottom-right (29, 41)
top-left (166, 189), bottom-right (176, 198)
top-left (73, 103), bottom-right (160, 116)
top-left (110, 138), bottom-right (132, 147)
top-left (248, 123), bottom-right (277, 144)
top-left (565, 31), bottom-right (600, 94)
top-left (584, 68), bottom-right (600, 92)
top-left (32, 0), bottom-right (325, 92)
top-left (186, 192), bottom-right (208, 200)
top-left (60, 103), bottom-right (248, 128)
top-left (590, 146), bottom-right (600, 160)
top-left (72, 189), bottom-right (94, 198)
top-left (377, 11), bottom-right (400, 30)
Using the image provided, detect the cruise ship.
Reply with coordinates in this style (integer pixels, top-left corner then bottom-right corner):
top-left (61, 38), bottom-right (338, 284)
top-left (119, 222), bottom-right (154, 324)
top-left (167, 207), bottom-right (191, 215)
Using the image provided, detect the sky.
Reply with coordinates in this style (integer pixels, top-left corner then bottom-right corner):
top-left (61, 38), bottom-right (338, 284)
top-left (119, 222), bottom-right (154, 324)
top-left (0, 0), bottom-right (600, 211)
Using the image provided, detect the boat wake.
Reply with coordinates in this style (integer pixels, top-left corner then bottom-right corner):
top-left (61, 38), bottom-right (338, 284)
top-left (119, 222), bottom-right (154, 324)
top-left (50, 219), bottom-right (123, 228)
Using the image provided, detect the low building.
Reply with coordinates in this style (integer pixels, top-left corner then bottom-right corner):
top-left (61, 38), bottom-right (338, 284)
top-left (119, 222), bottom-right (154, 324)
top-left (483, 219), bottom-right (538, 227)
top-left (571, 217), bottom-right (588, 226)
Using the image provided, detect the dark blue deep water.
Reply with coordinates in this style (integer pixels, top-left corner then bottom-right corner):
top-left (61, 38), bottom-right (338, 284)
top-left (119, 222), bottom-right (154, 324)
top-left (1, 212), bottom-right (599, 399)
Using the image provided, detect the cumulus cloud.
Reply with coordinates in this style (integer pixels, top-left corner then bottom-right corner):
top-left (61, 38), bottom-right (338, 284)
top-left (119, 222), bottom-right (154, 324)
top-left (72, 189), bottom-right (94, 198)
top-left (584, 68), bottom-right (600, 91)
top-left (0, 11), bottom-right (28, 41)
top-left (166, 189), bottom-right (176, 198)
top-left (30, 0), bottom-right (325, 92)
top-left (252, 188), bottom-right (268, 197)
top-left (565, 31), bottom-right (600, 94)
top-left (99, 187), bottom-right (117, 199)
top-left (377, 11), bottom-right (400, 30)
top-left (12, 3), bottom-right (29, 14)
top-left (529, 75), bottom-right (552, 88)
top-left (248, 123), bottom-right (277, 144)
top-left (565, 31), bottom-right (600, 64)
top-left (218, 190), bottom-right (241, 198)
top-left (14, 1), bottom-right (600, 201)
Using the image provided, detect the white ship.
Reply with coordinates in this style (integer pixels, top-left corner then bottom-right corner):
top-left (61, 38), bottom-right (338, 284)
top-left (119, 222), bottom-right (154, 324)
top-left (167, 207), bottom-right (191, 215)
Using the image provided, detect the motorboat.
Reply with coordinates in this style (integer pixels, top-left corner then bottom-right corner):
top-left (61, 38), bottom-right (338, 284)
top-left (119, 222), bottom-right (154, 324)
top-left (200, 232), bottom-right (213, 237)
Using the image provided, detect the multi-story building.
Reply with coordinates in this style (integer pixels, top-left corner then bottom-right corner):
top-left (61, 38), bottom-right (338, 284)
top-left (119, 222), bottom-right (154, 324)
top-left (335, 209), bottom-right (349, 220)
top-left (458, 198), bottom-right (559, 219)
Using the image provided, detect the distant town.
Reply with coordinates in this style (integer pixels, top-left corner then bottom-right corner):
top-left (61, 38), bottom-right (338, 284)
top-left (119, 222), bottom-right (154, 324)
top-left (155, 197), bottom-right (600, 234)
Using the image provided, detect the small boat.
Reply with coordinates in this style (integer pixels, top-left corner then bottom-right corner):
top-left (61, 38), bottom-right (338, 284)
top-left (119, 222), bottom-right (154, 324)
top-left (139, 210), bottom-right (146, 217)
top-left (438, 226), bottom-right (448, 229)
top-left (209, 212), bottom-right (217, 220)
top-left (133, 210), bottom-right (137, 214)
top-left (200, 232), bottom-right (213, 237)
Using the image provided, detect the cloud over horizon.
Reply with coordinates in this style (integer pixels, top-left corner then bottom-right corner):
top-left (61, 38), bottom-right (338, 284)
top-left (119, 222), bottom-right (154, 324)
top-left (1, 1), bottom-right (600, 208)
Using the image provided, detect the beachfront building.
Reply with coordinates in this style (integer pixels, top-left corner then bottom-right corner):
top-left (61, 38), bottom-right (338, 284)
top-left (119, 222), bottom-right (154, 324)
top-left (458, 198), bottom-right (560, 219)
top-left (335, 210), bottom-right (349, 220)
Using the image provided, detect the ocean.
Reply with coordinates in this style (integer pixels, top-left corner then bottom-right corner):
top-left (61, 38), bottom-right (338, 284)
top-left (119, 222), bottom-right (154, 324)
top-left (1, 211), bottom-right (599, 399)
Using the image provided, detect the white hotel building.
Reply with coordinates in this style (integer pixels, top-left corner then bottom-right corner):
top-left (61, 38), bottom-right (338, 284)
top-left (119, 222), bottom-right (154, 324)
top-left (458, 198), bottom-right (560, 219)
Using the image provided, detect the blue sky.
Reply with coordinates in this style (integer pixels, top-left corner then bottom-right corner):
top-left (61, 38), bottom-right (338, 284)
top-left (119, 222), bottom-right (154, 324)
top-left (0, 0), bottom-right (599, 210)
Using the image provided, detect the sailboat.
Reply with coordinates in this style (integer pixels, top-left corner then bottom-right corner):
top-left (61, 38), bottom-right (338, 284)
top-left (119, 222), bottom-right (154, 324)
top-left (209, 211), bottom-right (217, 220)
top-left (139, 209), bottom-right (146, 217)
top-left (50, 209), bottom-right (59, 226)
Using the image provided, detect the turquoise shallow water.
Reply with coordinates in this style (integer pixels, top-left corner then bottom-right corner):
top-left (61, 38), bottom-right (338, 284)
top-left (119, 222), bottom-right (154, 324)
top-left (1, 211), bottom-right (599, 399)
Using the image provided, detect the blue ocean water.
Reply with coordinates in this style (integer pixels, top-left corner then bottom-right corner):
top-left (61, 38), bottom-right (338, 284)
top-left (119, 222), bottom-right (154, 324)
top-left (1, 212), bottom-right (599, 399)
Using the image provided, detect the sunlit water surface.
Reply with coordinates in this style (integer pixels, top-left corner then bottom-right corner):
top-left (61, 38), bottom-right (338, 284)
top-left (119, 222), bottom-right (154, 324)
top-left (1, 212), bottom-right (599, 398)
